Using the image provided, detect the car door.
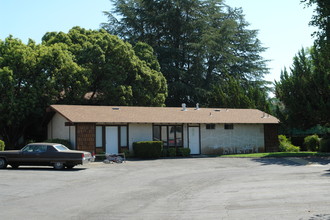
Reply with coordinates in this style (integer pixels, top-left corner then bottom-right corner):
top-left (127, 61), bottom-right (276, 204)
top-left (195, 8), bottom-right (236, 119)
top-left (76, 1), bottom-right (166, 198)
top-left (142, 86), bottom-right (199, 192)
top-left (21, 145), bottom-right (47, 165)
top-left (35, 145), bottom-right (51, 165)
top-left (43, 145), bottom-right (60, 163)
top-left (20, 145), bottom-right (39, 165)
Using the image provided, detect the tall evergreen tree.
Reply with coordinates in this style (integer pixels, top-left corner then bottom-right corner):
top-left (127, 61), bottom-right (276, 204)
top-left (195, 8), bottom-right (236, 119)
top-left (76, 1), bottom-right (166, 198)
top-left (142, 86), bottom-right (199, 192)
top-left (102, 0), bottom-right (269, 108)
top-left (275, 48), bottom-right (330, 128)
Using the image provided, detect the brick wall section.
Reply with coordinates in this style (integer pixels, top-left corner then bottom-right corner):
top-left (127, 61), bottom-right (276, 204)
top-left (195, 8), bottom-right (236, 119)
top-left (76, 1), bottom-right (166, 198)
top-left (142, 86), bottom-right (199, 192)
top-left (264, 124), bottom-right (279, 152)
top-left (76, 123), bottom-right (95, 152)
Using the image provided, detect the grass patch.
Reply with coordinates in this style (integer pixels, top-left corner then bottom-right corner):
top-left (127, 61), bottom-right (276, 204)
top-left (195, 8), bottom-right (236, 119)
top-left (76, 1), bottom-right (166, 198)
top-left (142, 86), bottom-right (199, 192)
top-left (219, 152), bottom-right (330, 158)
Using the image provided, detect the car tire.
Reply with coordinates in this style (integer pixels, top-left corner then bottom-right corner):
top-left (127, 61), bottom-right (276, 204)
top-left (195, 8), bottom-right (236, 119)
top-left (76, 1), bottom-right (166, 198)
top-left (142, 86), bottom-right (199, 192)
top-left (53, 162), bottom-right (64, 170)
top-left (66, 165), bottom-right (75, 169)
top-left (0, 158), bottom-right (8, 169)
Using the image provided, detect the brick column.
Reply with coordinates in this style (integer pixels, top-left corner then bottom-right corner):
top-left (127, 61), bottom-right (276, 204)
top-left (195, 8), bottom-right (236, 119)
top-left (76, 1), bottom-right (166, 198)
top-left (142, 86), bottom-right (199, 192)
top-left (264, 124), bottom-right (279, 152)
top-left (76, 123), bottom-right (96, 152)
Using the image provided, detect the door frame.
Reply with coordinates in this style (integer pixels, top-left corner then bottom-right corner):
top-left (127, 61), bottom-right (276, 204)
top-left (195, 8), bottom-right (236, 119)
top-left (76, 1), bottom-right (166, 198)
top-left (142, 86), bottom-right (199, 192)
top-left (188, 124), bottom-right (201, 154)
top-left (104, 125), bottom-right (129, 154)
top-left (105, 126), bottom-right (119, 154)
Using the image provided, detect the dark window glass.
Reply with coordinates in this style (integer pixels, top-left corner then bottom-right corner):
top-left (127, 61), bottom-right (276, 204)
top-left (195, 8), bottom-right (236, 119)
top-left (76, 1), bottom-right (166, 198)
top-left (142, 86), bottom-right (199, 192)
top-left (161, 126), bottom-right (168, 145)
top-left (176, 126), bottom-right (183, 147)
top-left (169, 126), bottom-right (175, 146)
top-left (153, 125), bottom-right (183, 147)
top-left (153, 126), bottom-right (161, 141)
top-left (224, 124), bottom-right (234, 130)
top-left (206, 124), bottom-right (215, 129)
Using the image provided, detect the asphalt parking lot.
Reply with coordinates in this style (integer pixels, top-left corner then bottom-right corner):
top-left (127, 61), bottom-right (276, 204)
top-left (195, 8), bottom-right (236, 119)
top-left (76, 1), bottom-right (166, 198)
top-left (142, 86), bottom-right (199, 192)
top-left (1, 157), bottom-right (330, 220)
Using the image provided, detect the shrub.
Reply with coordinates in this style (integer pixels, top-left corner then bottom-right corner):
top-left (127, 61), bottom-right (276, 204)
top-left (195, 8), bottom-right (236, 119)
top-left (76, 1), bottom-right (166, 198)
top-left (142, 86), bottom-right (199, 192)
top-left (278, 135), bottom-right (300, 152)
top-left (44, 139), bottom-right (72, 149)
top-left (320, 136), bottom-right (330, 152)
top-left (178, 148), bottom-right (191, 157)
top-left (121, 149), bottom-right (132, 158)
top-left (0, 140), bottom-right (5, 151)
top-left (133, 141), bottom-right (162, 159)
top-left (303, 135), bottom-right (320, 151)
top-left (168, 148), bottom-right (176, 157)
top-left (161, 149), bottom-right (169, 157)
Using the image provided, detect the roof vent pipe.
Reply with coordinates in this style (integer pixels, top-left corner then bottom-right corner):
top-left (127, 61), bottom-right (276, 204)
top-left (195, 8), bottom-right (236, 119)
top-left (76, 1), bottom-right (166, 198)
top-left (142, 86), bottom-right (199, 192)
top-left (195, 103), bottom-right (200, 110)
top-left (181, 103), bottom-right (187, 111)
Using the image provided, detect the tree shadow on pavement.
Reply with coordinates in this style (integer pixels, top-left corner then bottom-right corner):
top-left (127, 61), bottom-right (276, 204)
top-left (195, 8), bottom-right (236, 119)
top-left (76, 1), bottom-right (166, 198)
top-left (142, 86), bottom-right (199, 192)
top-left (321, 169), bottom-right (330, 177)
top-left (5, 167), bottom-right (87, 172)
top-left (251, 158), bottom-right (330, 167)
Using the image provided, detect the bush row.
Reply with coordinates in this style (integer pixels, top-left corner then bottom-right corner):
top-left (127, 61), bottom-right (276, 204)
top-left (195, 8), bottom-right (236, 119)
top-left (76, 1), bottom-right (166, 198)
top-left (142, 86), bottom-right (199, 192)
top-left (133, 141), bottom-right (163, 159)
top-left (320, 135), bottom-right (330, 152)
top-left (161, 147), bottom-right (191, 157)
top-left (278, 135), bottom-right (300, 152)
top-left (133, 141), bottom-right (191, 159)
top-left (0, 140), bottom-right (5, 151)
top-left (279, 134), bottom-right (330, 153)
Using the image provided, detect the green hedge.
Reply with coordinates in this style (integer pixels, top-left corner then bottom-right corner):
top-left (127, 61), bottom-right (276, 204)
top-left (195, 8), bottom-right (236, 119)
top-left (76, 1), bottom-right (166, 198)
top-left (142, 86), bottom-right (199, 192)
top-left (44, 139), bottom-right (72, 149)
top-left (0, 140), bottom-right (5, 151)
top-left (168, 148), bottom-right (176, 157)
top-left (304, 134), bottom-right (320, 151)
top-left (320, 137), bottom-right (330, 152)
top-left (161, 149), bottom-right (169, 157)
top-left (278, 135), bottom-right (300, 152)
top-left (133, 141), bottom-right (162, 159)
top-left (178, 148), bottom-right (191, 157)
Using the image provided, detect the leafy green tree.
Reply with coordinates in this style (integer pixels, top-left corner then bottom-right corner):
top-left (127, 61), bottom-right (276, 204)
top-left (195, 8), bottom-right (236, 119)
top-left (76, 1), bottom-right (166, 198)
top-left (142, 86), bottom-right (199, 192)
top-left (42, 27), bottom-right (167, 106)
top-left (275, 2), bottom-right (330, 129)
top-left (37, 43), bottom-right (90, 104)
top-left (275, 48), bottom-right (330, 128)
top-left (301, 0), bottom-right (330, 43)
top-left (208, 76), bottom-right (270, 112)
top-left (0, 37), bottom-right (42, 147)
top-left (103, 0), bottom-right (269, 107)
top-left (1, 27), bottom-right (168, 147)
top-left (0, 37), bottom-right (89, 147)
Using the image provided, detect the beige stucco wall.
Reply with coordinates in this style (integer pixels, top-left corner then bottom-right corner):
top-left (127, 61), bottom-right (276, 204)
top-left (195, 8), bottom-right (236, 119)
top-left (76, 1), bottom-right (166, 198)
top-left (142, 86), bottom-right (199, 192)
top-left (47, 113), bottom-right (76, 148)
top-left (201, 124), bottom-right (264, 154)
top-left (128, 124), bottom-right (153, 151)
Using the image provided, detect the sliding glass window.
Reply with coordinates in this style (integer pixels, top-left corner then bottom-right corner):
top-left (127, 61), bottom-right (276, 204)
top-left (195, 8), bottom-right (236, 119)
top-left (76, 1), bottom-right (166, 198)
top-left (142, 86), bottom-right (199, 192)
top-left (153, 125), bottom-right (183, 148)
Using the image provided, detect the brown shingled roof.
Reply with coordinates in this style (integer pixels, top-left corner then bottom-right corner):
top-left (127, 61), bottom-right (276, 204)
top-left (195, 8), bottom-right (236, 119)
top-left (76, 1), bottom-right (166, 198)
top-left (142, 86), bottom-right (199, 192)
top-left (49, 105), bottom-right (279, 124)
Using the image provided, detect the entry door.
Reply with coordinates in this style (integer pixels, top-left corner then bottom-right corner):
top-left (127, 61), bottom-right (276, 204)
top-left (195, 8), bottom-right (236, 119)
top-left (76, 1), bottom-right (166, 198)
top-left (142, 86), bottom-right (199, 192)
top-left (189, 127), bottom-right (200, 154)
top-left (106, 126), bottom-right (119, 154)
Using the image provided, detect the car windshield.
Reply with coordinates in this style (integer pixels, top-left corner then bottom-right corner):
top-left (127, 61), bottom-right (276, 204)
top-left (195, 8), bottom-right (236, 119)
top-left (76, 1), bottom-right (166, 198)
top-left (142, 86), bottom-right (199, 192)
top-left (54, 145), bottom-right (70, 151)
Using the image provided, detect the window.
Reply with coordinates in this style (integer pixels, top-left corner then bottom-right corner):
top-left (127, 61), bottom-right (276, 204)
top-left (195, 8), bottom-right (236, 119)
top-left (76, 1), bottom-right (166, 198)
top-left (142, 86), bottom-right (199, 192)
top-left (224, 123), bottom-right (234, 130)
top-left (206, 124), bottom-right (215, 129)
top-left (175, 126), bottom-right (183, 146)
top-left (120, 126), bottom-right (127, 147)
top-left (95, 125), bottom-right (128, 149)
top-left (96, 126), bottom-right (103, 148)
top-left (153, 126), bottom-right (161, 141)
top-left (161, 126), bottom-right (168, 146)
top-left (153, 125), bottom-right (183, 148)
top-left (169, 126), bottom-right (175, 146)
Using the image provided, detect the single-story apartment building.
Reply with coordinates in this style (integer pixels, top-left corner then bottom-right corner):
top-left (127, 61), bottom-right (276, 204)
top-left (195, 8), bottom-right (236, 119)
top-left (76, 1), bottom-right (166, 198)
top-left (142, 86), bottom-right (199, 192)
top-left (46, 104), bottom-right (279, 155)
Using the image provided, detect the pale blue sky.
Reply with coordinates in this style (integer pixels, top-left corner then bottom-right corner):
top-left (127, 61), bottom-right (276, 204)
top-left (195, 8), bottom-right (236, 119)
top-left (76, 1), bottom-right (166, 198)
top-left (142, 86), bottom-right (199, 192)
top-left (0, 0), bottom-right (316, 84)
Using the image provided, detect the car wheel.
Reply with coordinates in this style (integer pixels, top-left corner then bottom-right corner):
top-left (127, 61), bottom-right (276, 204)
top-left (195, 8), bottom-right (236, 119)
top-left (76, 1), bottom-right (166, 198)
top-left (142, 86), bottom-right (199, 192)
top-left (0, 158), bottom-right (8, 169)
top-left (11, 164), bottom-right (19, 169)
top-left (53, 162), bottom-right (64, 170)
top-left (66, 165), bottom-right (75, 169)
